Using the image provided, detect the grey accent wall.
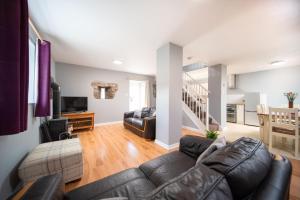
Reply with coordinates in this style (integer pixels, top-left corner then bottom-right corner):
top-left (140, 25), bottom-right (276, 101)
top-left (208, 64), bottom-right (227, 128)
top-left (156, 43), bottom-right (182, 146)
top-left (55, 62), bottom-right (156, 124)
top-left (228, 66), bottom-right (300, 106)
top-left (0, 106), bottom-right (40, 200)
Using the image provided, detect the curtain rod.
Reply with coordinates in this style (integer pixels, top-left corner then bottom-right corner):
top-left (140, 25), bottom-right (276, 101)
top-left (29, 18), bottom-right (43, 42)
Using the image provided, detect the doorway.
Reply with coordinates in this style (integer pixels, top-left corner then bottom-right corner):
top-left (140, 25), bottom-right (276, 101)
top-left (129, 80), bottom-right (148, 111)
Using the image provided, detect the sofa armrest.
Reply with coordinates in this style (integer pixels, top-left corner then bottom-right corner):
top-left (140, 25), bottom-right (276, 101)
top-left (143, 117), bottom-right (156, 140)
top-left (59, 132), bottom-right (72, 140)
top-left (179, 135), bottom-right (213, 159)
top-left (21, 174), bottom-right (64, 200)
top-left (124, 111), bottom-right (134, 119)
top-left (252, 155), bottom-right (292, 200)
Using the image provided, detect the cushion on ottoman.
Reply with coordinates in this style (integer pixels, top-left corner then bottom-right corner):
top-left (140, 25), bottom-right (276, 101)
top-left (18, 138), bottom-right (83, 183)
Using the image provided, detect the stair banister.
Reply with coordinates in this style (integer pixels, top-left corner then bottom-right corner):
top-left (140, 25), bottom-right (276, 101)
top-left (182, 71), bottom-right (211, 130)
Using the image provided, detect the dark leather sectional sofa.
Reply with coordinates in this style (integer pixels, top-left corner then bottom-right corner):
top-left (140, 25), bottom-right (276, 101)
top-left (123, 107), bottom-right (156, 140)
top-left (20, 136), bottom-right (292, 200)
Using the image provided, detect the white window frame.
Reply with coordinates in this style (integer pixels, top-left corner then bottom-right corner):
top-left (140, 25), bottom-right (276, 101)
top-left (28, 39), bottom-right (38, 104)
top-left (129, 80), bottom-right (147, 111)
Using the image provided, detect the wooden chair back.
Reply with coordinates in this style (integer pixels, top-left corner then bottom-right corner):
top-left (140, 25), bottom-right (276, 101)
top-left (269, 108), bottom-right (299, 132)
top-left (269, 107), bottom-right (299, 158)
top-left (257, 104), bottom-right (268, 114)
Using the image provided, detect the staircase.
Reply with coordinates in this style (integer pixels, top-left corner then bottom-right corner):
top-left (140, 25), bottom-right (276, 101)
top-left (182, 72), bottom-right (219, 132)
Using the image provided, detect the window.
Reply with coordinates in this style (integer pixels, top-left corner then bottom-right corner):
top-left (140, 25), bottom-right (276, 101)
top-left (28, 39), bottom-right (37, 104)
top-left (100, 87), bottom-right (106, 99)
top-left (129, 80), bottom-right (147, 111)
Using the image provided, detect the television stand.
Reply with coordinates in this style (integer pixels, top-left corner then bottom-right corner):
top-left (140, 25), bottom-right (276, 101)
top-left (62, 112), bottom-right (94, 131)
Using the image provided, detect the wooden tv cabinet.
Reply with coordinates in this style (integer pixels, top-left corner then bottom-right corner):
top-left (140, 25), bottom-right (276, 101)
top-left (62, 112), bottom-right (94, 131)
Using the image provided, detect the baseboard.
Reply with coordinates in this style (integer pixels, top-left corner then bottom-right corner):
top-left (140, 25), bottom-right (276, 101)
top-left (94, 121), bottom-right (123, 127)
top-left (182, 126), bottom-right (201, 133)
top-left (154, 139), bottom-right (179, 150)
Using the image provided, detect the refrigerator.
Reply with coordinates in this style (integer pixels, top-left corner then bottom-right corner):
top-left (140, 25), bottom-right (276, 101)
top-left (244, 92), bottom-right (267, 126)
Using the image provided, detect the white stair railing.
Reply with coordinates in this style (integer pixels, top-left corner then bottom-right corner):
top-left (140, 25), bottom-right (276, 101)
top-left (182, 72), bottom-right (209, 129)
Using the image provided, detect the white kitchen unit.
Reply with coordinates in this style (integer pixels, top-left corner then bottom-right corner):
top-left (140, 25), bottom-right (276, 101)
top-left (244, 92), bottom-right (267, 126)
top-left (236, 104), bottom-right (245, 124)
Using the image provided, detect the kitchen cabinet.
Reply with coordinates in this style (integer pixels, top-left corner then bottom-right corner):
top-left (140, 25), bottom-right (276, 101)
top-left (236, 104), bottom-right (245, 124)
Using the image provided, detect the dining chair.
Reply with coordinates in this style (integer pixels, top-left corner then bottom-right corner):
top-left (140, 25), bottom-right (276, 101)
top-left (257, 104), bottom-right (268, 114)
top-left (269, 107), bottom-right (299, 158)
top-left (257, 104), bottom-right (269, 145)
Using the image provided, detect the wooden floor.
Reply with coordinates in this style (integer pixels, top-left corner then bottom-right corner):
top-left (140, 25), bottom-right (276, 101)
top-left (64, 123), bottom-right (300, 200)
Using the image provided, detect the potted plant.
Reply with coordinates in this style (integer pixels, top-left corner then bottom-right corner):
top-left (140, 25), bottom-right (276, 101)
top-left (284, 92), bottom-right (298, 108)
top-left (206, 130), bottom-right (219, 140)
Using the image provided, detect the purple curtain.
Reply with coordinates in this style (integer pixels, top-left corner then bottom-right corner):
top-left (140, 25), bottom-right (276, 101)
top-left (0, 0), bottom-right (29, 135)
top-left (35, 39), bottom-right (51, 117)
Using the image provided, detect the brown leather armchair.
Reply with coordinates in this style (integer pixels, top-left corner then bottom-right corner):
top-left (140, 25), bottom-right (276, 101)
top-left (123, 107), bottom-right (156, 140)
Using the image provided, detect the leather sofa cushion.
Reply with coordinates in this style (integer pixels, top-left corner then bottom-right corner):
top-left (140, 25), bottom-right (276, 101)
top-left (139, 151), bottom-right (196, 187)
top-left (179, 135), bottom-right (213, 159)
top-left (124, 118), bottom-right (133, 124)
top-left (141, 107), bottom-right (151, 118)
top-left (124, 118), bottom-right (144, 129)
top-left (132, 118), bottom-right (144, 129)
top-left (65, 168), bottom-right (155, 200)
top-left (133, 111), bottom-right (141, 118)
top-left (201, 137), bottom-right (272, 199)
top-left (149, 107), bottom-right (156, 117)
top-left (145, 163), bottom-right (233, 200)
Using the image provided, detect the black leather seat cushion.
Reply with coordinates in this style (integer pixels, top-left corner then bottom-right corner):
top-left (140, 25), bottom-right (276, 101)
top-left (201, 137), bottom-right (272, 199)
top-left (132, 118), bottom-right (144, 129)
top-left (146, 163), bottom-right (233, 200)
top-left (124, 118), bottom-right (134, 124)
top-left (139, 151), bottom-right (196, 187)
top-left (65, 168), bottom-right (156, 200)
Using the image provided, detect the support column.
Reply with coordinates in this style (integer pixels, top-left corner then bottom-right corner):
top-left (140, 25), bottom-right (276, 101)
top-left (156, 43), bottom-right (183, 149)
top-left (208, 64), bottom-right (227, 129)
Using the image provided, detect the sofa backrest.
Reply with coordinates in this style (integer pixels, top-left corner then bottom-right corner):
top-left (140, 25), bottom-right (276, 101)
top-left (140, 107), bottom-right (156, 118)
top-left (201, 137), bottom-right (272, 199)
top-left (145, 163), bottom-right (233, 200)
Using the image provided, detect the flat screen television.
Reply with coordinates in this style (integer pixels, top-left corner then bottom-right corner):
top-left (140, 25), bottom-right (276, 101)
top-left (61, 96), bottom-right (88, 113)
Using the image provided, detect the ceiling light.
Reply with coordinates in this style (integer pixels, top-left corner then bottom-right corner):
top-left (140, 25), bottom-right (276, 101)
top-left (112, 60), bottom-right (123, 65)
top-left (270, 60), bottom-right (286, 66)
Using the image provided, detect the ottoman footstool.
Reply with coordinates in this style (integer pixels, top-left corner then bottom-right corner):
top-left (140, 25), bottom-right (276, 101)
top-left (19, 138), bottom-right (83, 184)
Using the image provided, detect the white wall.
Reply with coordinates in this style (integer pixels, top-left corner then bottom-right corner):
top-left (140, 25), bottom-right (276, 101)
top-left (228, 66), bottom-right (300, 107)
top-left (55, 63), bottom-right (156, 124)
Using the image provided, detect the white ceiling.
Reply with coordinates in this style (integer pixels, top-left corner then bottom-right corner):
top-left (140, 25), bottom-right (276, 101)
top-left (29, 0), bottom-right (300, 75)
top-left (187, 68), bottom-right (208, 81)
